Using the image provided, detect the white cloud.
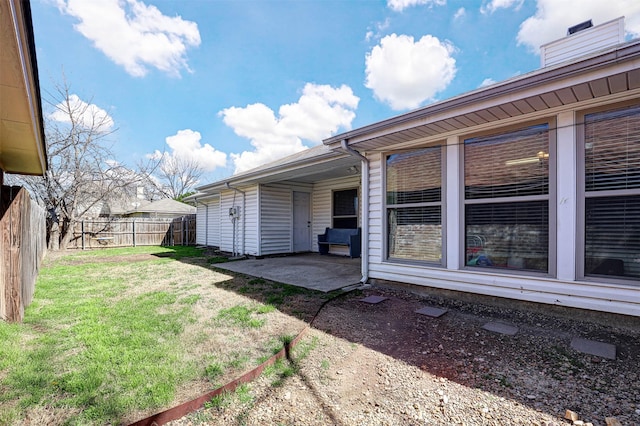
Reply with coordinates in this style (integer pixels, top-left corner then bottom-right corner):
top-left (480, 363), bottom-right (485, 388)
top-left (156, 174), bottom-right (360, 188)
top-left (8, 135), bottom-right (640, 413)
top-left (56, 0), bottom-right (201, 77)
top-left (453, 7), bottom-right (466, 20)
top-left (387, 0), bottom-right (446, 12)
top-left (480, 78), bottom-right (496, 87)
top-left (365, 34), bottom-right (457, 110)
top-left (220, 83), bottom-right (359, 173)
top-left (149, 129), bottom-right (227, 172)
top-left (481, 0), bottom-right (523, 14)
top-left (517, 0), bottom-right (640, 53)
top-left (365, 18), bottom-right (390, 42)
top-left (49, 94), bottom-right (115, 129)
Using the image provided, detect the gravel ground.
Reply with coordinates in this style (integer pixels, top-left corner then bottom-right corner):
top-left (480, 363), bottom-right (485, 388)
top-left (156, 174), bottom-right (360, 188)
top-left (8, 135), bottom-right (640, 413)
top-left (170, 286), bottom-right (640, 426)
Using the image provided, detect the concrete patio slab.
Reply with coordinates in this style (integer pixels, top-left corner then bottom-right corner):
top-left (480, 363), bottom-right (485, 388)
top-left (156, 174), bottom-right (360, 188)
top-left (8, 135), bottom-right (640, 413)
top-left (415, 306), bottom-right (448, 318)
top-left (360, 295), bottom-right (388, 304)
top-left (571, 337), bottom-right (616, 360)
top-left (482, 321), bottom-right (519, 336)
top-left (213, 253), bottom-right (361, 292)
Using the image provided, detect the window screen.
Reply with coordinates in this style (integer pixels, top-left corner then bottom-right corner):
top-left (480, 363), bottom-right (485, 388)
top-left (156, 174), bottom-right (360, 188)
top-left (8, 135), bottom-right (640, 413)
top-left (333, 189), bottom-right (358, 229)
top-left (464, 124), bottom-right (551, 273)
top-left (386, 147), bottom-right (443, 264)
top-left (583, 105), bottom-right (640, 281)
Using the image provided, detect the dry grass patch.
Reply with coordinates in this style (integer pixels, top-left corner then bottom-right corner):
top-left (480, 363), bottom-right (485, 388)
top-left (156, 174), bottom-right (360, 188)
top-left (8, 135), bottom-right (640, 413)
top-left (0, 246), bottom-right (325, 425)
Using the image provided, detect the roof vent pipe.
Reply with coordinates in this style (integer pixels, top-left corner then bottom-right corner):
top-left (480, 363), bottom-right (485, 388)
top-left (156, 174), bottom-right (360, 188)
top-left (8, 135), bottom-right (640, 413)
top-left (340, 139), bottom-right (369, 284)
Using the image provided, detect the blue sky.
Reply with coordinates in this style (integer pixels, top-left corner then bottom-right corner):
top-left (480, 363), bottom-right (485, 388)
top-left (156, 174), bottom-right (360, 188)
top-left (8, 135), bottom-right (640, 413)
top-left (31, 0), bottom-right (640, 183)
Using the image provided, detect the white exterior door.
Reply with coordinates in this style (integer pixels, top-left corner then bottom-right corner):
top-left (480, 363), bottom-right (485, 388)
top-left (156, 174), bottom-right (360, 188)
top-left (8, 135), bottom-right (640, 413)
top-left (292, 191), bottom-right (311, 252)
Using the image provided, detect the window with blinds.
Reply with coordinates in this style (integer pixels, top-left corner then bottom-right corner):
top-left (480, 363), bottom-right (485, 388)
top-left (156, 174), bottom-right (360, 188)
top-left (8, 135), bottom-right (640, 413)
top-left (333, 189), bottom-right (358, 229)
top-left (583, 104), bottom-right (640, 281)
top-left (464, 124), bottom-right (551, 273)
top-left (386, 146), bottom-right (443, 264)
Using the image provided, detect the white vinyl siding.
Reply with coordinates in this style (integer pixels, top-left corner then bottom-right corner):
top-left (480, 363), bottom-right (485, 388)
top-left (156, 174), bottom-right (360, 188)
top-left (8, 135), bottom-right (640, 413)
top-left (195, 197), bottom-right (220, 247)
top-left (244, 186), bottom-right (259, 256)
top-left (196, 205), bottom-right (206, 245)
top-left (207, 198), bottom-right (220, 247)
top-left (219, 190), bottom-right (235, 254)
top-left (368, 153), bottom-right (384, 265)
top-left (260, 185), bottom-right (293, 255)
top-left (540, 18), bottom-right (624, 67)
top-left (218, 186), bottom-right (258, 255)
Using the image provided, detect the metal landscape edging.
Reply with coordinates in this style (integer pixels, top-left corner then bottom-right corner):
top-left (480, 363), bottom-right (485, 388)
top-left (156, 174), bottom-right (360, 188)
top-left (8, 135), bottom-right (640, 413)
top-left (128, 327), bottom-right (309, 426)
top-left (128, 284), bottom-right (361, 426)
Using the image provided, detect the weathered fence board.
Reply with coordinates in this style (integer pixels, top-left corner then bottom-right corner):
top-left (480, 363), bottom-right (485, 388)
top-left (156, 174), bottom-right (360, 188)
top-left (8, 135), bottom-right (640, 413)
top-left (0, 186), bottom-right (46, 322)
top-left (68, 215), bottom-right (197, 250)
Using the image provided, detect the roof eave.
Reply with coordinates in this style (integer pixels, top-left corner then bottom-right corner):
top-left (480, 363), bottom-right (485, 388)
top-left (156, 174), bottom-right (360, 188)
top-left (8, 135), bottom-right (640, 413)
top-left (324, 39), bottom-right (640, 147)
top-left (0, 0), bottom-right (48, 176)
top-left (195, 149), bottom-right (347, 192)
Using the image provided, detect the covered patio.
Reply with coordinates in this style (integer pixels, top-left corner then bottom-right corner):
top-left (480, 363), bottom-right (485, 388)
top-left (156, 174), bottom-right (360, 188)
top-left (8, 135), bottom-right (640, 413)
top-left (214, 253), bottom-right (362, 292)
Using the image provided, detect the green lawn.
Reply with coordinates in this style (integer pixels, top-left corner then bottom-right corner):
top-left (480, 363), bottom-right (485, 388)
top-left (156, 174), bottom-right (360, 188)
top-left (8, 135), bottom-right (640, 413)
top-left (0, 246), bottom-right (320, 425)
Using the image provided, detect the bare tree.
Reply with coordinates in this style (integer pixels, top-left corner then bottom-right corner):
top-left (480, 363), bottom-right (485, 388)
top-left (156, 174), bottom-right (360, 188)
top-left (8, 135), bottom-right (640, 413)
top-left (147, 154), bottom-right (204, 200)
top-left (13, 79), bottom-right (147, 250)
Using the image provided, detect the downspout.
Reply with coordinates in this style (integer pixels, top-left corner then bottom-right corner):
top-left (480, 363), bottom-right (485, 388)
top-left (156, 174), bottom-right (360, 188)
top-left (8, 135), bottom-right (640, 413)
top-left (193, 197), bottom-right (209, 247)
top-left (226, 182), bottom-right (246, 256)
top-left (340, 139), bottom-right (369, 284)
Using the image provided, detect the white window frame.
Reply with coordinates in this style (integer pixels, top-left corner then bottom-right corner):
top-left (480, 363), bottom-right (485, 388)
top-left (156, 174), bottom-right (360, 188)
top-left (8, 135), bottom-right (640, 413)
top-left (576, 101), bottom-right (640, 284)
top-left (383, 144), bottom-right (446, 267)
top-left (461, 119), bottom-right (557, 277)
top-left (331, 187), bottom-right (359, 229)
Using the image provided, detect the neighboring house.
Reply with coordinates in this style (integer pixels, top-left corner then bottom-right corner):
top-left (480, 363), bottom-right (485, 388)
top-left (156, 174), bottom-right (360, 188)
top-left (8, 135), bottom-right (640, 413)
top-left (1, 0), bottom-right (48, 321)
top-left (191, 18), bottom-right (640, 317)
top-left (122, 198), bottom-right (196, 219)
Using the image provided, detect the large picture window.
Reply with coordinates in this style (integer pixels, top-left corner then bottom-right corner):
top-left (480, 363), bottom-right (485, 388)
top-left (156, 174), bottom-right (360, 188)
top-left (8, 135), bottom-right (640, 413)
top-left (386, 146), bottom-right (443, 264)
top-left (582, 104), bottom-right (640, 281)
top-left (464, 124), bottom-right (552, 273)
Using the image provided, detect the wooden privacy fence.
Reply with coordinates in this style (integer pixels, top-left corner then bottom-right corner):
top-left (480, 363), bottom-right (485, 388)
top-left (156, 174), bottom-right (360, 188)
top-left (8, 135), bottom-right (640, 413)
top-left (1, 186), bottom-right (46, 323)
top-left (68, 215), bottom-right (196, 250)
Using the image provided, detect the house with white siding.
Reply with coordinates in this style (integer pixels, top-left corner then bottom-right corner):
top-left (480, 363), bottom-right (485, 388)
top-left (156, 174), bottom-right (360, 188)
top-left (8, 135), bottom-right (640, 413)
top-left (191, 17), bottom-right (640, 318)
top-left (189, 144), bottom-right (362, 257)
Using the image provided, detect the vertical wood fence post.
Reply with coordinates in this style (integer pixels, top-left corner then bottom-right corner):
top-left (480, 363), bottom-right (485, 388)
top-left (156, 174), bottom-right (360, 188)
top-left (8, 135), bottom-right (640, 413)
top-left (81, 221), bottom-right (85, 250)
top-left (132, 220), bottom-right (136, 247)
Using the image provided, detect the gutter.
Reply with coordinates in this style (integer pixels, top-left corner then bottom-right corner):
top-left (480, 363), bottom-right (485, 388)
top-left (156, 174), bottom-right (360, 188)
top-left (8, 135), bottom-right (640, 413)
top-left (226, 182), bottom-right (246, 256)
top-left (340, 140), bottom-right (369, 284)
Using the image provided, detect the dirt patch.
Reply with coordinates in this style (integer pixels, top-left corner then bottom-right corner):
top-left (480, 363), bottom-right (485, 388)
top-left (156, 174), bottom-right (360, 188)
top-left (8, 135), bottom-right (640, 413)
top-left (172, 286), bottom-right (640, 426)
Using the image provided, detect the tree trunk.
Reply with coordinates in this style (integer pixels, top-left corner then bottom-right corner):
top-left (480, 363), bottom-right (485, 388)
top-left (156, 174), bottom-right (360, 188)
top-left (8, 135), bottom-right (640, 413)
top-left (60, 219), bottom-right (74, 250)
top-left (49, 220), bottom-right (60, 251)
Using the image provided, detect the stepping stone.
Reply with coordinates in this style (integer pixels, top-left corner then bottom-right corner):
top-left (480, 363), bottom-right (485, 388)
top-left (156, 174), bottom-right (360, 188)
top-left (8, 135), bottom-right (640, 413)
top-left (415, 306), bottom-right (448, 318)
top-left (360, 295), bottom-right (388, 304)
top-left (571, 337), bottom-right (616, 360)
top-left (482, 321), bottom-right (519, 336)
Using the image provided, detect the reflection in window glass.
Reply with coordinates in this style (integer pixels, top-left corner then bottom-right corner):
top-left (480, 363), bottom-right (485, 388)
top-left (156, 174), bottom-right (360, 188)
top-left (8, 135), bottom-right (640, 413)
top-left (465, 201), bottom-right (549, 272)
top-left (584, 105), bottom-right (640, 282)
top-left (388, 206), bottom-right (442, 262)
top-left (386, 147), bottom-right (443, 264)
top-left (464, 124), bottom-right (550, 273)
